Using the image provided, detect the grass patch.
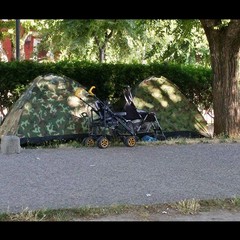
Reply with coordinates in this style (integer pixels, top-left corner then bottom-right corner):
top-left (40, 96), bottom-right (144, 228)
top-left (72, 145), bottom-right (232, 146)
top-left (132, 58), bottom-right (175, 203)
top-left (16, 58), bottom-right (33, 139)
top-left (0, 207), bottom-right (47, 221)
top-left (172, 198), bottom-right (200, 214)
top-left (1, 196), bottom-right (240, 221)
top-left (21, 134), bottom-right (240, 150)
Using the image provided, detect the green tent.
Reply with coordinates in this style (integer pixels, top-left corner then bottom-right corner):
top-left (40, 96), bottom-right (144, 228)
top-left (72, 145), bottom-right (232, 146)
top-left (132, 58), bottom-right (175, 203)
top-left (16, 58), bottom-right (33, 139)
top-left (0, 74), bottom-right (94, 144)
top-left (132, 76), bottom-right (210, 138)
top-left (0, 74), bottom-right (210, 145)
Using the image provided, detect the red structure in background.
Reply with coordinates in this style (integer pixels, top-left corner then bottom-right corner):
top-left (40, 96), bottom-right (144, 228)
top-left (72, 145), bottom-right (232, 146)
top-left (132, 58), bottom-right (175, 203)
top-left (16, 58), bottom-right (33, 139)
top-left (1, 26), bottom-right (47, 62)
top-left (24, 35), bottom-right (34, 60)
top-left (2, 38), bottom-right (13, 61)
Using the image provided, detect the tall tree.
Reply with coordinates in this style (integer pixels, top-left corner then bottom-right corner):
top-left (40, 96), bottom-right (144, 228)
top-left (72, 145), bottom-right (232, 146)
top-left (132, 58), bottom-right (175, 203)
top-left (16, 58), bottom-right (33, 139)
top-left (163, 20), bottom-right (210, 66)
top-left (200, 20), bottom-right (240, 137)
top-left (36, 19), bottom-right (210, 65)
top-left (38, 19), bottom-right (139, 63)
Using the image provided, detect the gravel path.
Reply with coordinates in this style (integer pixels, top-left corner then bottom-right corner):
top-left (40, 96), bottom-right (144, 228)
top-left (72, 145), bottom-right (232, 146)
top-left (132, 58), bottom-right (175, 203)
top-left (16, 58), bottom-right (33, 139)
top-left (1, 143), bottom-right (240, 214)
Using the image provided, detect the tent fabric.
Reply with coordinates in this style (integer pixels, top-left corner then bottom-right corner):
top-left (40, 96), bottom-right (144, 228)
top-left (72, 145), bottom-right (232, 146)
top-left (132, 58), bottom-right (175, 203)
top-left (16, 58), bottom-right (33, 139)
top-left (132, 76), bottom-right (210, 137)
top-left (0, 74), bottom-right (94, 144)
top-left (0, 74), bottom-right (211, 145)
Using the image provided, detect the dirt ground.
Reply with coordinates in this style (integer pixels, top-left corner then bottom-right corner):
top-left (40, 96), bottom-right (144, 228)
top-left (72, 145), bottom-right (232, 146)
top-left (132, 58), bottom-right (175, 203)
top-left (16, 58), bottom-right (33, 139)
top-left (92, 211), bottom-right (240, 221)
top-left (74, 208), bottom-right (240, 222)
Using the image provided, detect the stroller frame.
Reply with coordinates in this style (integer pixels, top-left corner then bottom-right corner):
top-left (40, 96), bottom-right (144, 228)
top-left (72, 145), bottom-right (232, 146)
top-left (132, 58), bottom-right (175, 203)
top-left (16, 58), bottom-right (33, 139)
top-left (76, 86), bottom-right (138, 148)
top-left (76, 86), bottom-right (166, 149)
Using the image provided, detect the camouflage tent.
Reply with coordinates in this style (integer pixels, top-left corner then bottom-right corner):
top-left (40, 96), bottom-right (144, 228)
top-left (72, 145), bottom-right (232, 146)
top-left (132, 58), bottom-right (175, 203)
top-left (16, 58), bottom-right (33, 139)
top-left (132, 76), bottom-right (210, 138)
top-left (0, 74), bottom-right (94, 144)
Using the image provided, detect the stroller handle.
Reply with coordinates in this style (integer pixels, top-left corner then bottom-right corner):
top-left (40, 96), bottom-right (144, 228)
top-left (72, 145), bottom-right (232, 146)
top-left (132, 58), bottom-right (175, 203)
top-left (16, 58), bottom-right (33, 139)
top-left (88, 86), bottom-right (96, 96)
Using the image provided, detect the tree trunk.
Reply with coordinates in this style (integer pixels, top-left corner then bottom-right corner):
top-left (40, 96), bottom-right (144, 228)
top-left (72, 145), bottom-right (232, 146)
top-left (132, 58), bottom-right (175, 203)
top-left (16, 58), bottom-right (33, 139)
top-left (201, 20), bottom-right (240, 137)
top-left (99, 47), bottom-right (105, 63)
top-left (212, 46), bottom-right (240, 136)
top-left (95, 29), bottom-right (113, 63)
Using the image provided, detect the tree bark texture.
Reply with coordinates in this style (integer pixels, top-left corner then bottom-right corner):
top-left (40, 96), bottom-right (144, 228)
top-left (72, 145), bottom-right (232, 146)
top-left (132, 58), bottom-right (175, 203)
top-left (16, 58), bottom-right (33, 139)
top-left (200, 20), bottom-right (240, 137)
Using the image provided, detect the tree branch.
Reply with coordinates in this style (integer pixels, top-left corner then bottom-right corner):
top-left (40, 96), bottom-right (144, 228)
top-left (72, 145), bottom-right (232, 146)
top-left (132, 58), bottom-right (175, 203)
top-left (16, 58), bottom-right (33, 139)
top-left (200, 19), bottom-right (222, 29)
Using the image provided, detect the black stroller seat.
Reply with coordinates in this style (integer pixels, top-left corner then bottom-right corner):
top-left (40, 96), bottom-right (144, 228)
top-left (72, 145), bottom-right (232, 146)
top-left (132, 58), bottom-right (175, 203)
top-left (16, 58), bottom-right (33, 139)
top-left (75, 85), bottom-right (166, 149)
top-left (122, 85), bottom-right (166, 140)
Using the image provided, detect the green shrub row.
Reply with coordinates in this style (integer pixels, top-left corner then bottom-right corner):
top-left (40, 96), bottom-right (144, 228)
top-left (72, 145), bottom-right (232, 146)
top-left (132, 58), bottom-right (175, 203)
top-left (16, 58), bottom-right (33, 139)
top-left (0, 60), bottom-right (213, 115)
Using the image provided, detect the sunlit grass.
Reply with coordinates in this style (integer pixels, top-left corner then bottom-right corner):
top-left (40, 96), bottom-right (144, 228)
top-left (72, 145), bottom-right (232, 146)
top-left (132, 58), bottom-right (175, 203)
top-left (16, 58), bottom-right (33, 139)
top-left (1, 196), bottom-right (240, 221)
top-left (2, 207), bottom-right (47, 221)
top-left (173, 198), bottom-right (201, 214)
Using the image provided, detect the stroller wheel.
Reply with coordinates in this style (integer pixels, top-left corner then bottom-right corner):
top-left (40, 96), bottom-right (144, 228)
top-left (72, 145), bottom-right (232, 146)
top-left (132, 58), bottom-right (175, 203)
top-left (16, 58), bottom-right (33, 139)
top-left (97, 136), bottom-right (110, 149)
top-left (83, 137), bottom-right (95, 147)
top-left (156, 134), bottom-right (167, 141)
top-left (123, 136), bottom-right (136, 147)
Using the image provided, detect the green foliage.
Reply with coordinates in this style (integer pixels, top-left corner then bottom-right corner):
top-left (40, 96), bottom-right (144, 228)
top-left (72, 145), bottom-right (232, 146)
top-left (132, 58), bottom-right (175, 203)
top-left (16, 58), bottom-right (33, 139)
top-left (0, 61), bottom-right (213, 117)
top-left (1, 19), bottom-right (211, 66)
top-left (33, 19), bottom-right (210, 66)
top-left (37, 19), bottom-right (140, 63)
top-left (1, 19), bottom-right (210, 67)
top-left (231, 196), bottom-right (240, 207)
top-left (0, 20), bottom-right (15, 40)
top-left (159, 20), bottom-right (210, 66)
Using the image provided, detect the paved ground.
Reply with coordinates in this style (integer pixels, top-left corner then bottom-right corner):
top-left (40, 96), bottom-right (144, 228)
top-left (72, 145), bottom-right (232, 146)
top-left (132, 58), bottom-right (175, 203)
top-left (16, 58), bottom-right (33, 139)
top-left (1, 142), bottom-right (240, 221)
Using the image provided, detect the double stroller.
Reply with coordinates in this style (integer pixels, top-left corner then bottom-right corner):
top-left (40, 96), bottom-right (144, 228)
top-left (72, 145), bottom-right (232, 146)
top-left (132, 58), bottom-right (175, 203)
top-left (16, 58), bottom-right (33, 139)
top-left (76, 85), bottom-right (166, 148)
